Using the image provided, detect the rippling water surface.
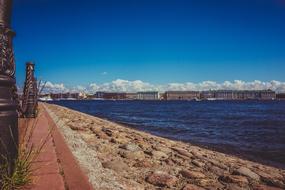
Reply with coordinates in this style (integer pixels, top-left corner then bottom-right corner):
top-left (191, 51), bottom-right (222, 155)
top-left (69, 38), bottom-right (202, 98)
top-left (51, 100), bottom-right (285, 168)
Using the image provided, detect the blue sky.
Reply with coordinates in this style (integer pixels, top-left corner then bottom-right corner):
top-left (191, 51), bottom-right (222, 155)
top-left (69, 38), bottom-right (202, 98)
top-left (12, 0), bottom-right (285, 87)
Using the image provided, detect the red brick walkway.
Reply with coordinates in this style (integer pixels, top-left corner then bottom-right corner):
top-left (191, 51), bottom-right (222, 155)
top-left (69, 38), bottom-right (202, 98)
top-left (19, 105), bottom-right (93, 190)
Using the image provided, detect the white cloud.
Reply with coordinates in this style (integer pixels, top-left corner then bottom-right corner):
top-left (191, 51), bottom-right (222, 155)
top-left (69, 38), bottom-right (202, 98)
top-left (87, 83), bottom-right (99, 93)
top-left (43, 81), bottom-right (68, 93)
top-left (99, 79), bottom-right (156, 92)
top-left (101, 71), bottom-right (108, 75)
top-left (40, 79), bottom-right (285, 94)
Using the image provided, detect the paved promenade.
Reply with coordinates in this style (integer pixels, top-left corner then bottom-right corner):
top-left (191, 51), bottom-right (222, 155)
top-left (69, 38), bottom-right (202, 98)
top-left (19, 104), bottom-right (93, 190)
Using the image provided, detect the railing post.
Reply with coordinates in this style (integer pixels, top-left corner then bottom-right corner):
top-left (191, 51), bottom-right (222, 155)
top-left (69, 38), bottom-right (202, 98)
top-left (0, 0), bottom-right (18, 175)
top-left (22, 62), bottom-right (38, 118)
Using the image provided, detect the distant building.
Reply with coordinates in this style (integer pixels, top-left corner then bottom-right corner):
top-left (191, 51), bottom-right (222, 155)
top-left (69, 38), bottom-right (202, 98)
top-left (242, 91), bottom-right (260, 100)
top-left (276, 93), bottom-right (285, 100)
top-left (95, 92), bottom-right (126, 100)
top-left (40, 89), bottom-right (277, 101)
top-left (214, 90), bottom-right (235, 100)
top-left (260, 90), bottom-right (276, 100)
top-left (237, 90), bottom-right (275, 100)
top-left (95, 91), bottom-right (105, 99)
top-left (50, 93), bottom-right (80, 100)
top-left (199, 90), bottom-right (275, 100)
top-left (232, 91), bottom-right (244, 100)
top-left (50, 93), bottom-right (61, 100)
top-left (137, 91), bottom-right (159, 100)
top-left (165, 91), bottom-right (200, 100)
top-left (126, 93), bottom-right (138, 100)
top-left (104, 92), bottom-right (126, 100)
top-left (200, 91), bottom-right (215, 100)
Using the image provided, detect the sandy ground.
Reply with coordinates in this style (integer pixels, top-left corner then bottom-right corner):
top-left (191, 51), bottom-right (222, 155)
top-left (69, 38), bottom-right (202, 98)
top-left (43, 103), bottom-right (285, 190)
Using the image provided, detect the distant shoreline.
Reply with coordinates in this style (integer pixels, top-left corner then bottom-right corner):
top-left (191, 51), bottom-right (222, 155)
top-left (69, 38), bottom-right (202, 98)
top-left (40, 98), bottom-right (285, 102)
top-left (38, 89), bottom-right (285, 101)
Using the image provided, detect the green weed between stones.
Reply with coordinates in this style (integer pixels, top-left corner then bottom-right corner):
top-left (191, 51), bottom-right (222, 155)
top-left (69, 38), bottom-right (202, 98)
top-left (0, 113), bottom-right (54, 190)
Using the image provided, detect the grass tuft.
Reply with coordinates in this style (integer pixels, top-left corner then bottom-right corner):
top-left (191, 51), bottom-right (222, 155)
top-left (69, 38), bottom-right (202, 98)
top-left (1, 110), bottom-right (54, 190)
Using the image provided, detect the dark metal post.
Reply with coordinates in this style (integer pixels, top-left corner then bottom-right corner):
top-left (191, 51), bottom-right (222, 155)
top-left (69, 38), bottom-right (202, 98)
top-left (22, 62), bottom-right (38, 118)
top-left (0, 0), bottom-right (18, 175)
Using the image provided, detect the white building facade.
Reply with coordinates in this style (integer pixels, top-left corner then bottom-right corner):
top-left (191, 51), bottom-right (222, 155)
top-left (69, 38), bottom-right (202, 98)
top-left (137, 91), bottom-right (160, 100)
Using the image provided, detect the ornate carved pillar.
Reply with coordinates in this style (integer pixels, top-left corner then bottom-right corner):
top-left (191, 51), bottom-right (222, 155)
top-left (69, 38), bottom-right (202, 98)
top-left (22, 62), bottom-right (38, 118)
top-left (0, 0), bottom-right (18, 175)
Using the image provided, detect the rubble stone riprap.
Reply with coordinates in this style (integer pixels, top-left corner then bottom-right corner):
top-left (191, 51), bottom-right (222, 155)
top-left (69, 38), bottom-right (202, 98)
top-left (43, 103), bottom-right (285, 190)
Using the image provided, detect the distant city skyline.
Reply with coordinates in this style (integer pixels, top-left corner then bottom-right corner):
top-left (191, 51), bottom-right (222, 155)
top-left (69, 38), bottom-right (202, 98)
top-left (13, 0), bottom-right (285, 89)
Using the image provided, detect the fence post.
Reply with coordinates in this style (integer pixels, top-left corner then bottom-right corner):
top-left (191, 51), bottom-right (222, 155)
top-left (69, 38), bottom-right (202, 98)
top-left (0, 0), bottom-right (19, 175)
top-left (22, 62), bottom-right (38, 118)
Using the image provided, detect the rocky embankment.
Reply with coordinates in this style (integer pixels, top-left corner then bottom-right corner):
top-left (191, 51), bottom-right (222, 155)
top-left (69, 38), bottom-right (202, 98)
top-left (43, 103), bottom-right (285, 190)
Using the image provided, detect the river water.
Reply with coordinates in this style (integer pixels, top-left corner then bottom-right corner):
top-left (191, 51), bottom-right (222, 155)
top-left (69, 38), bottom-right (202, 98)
top-left (51, 100), bottom-right (285, 168)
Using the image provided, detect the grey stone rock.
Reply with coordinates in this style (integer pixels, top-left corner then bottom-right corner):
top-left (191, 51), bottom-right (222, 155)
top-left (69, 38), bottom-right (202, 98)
top-left (219, 175), bottom-right (249, 187)
top-left (209, 159), bottom-right (229, 170)
top-left (154, 145), bottom-right (172, 154)
top-left (120, 143), bottom-right (141, 152)
top-left (119, 150), bottom-right (145, 161)
top-left (192, 159), bottom-right (205, 167)
top-left (233, 167), bottom-right (260, 181)
top-left (102, 160), bottom-right (129, 172)
top-left (102, 127), bottom-right (113, 136)
top-left (151, 150), bottom-right (168, 160)
top-left (172, 147), bottom-right (193, 158)
top-left (183, 184), bottom-right (206, 190)
top-left (209, 165), bottom-right (228, 176)
top-left (253, 184), bottom-right (284, 190)
top-left (146, 171), bottom-right (178, 187)
top-left (180, 170), bottom-right (206, 179)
